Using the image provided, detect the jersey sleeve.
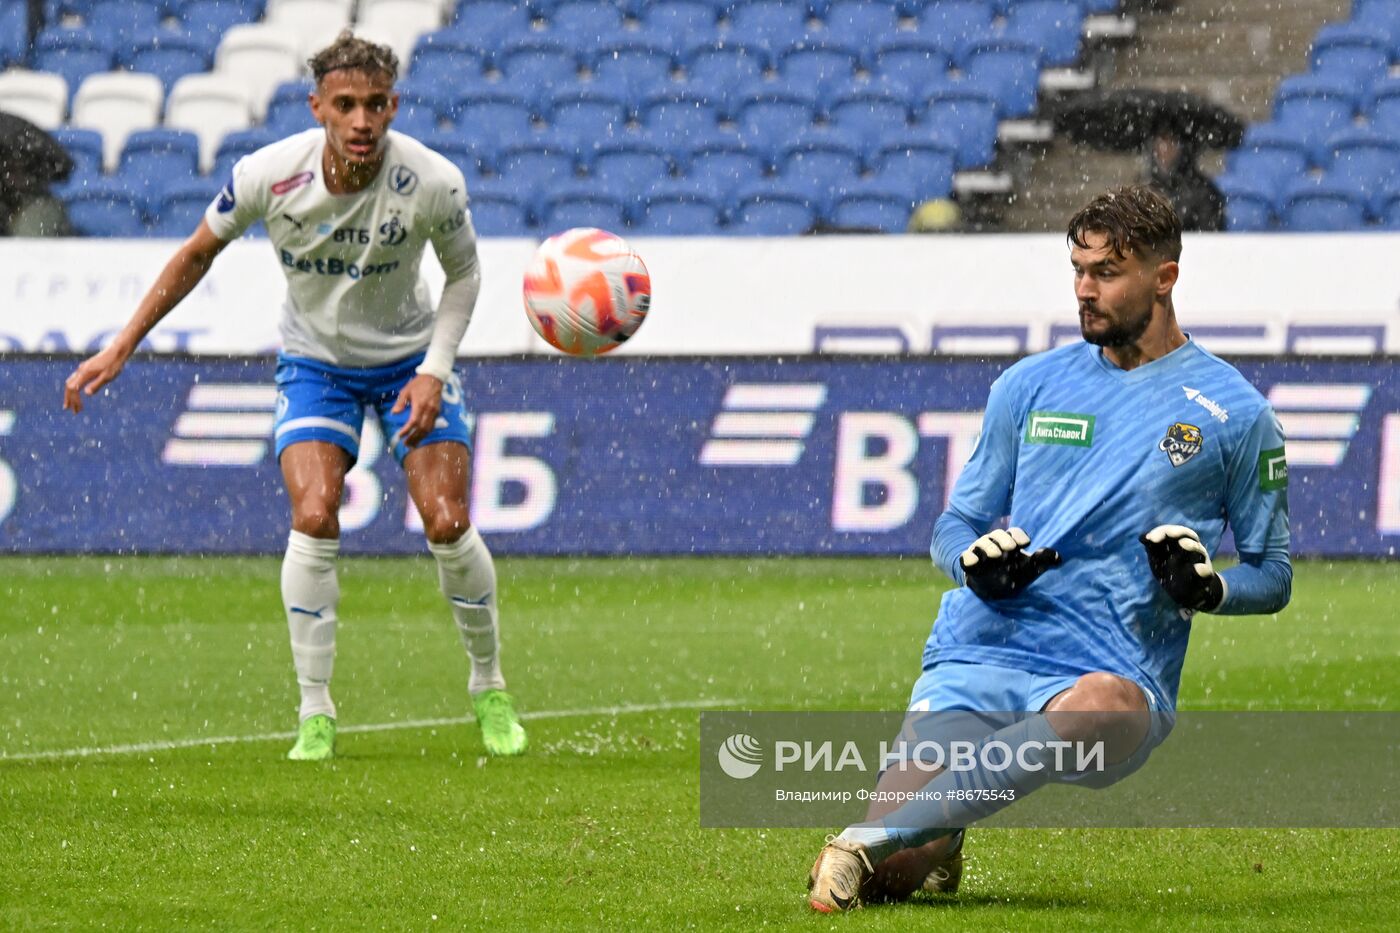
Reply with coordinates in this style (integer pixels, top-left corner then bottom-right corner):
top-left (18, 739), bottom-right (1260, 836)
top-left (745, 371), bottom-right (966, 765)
top-left (427, 165), bottom-right (481, 282)
top-left (1216, 404), bottom-right (1292, 615)
top-left (203, 155), bottom-right (269, 242)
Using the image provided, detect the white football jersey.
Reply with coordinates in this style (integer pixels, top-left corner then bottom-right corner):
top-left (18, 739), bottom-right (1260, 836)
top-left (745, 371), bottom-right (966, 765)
top-left (205, 128), bottom-right (479, 368)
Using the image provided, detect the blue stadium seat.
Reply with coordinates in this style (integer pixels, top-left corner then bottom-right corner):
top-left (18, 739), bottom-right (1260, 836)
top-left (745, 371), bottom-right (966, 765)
top-left (776, 127), bottom-right (865, 190)
top-left (726, 0), bottom-right (810, 49)
top-left (632, 178), bottom-right (727, 234)
top-left (872, 36), bottom-right (954, 89)
top-left (121, 30), bottom-right (211, 93)
top-left (86, 0), bottom-right (162, 45)
top-left (540, 181), bottom-right (629, 233)
top-left (547, 0), bottom-right (626, 39)
top-left (118, 129), bottom-right (201, 192)
top-left (917, 0), bottom-right (994, 49)
top-left (263, 80), bottom-right (316, 135)
top-left (497, 37), bottom-right (583, 87)
top-left (34, 28), bottom-right (115, 101)
top-left (640, 88), bottom-right (723, 138)
top-left (588, 136), bottom-right (673, 190)
top-left (957, 37), bottom-right (1041, 118)
top-left (1001, 0), bottom-right (1084, 68)
top-left (1280, 176), bottom-right (1368, 231)
top-left (409, 33), bottom-right (491, 86)
top-left (730, 179), bottom-right (820, 234)
top-left (497, 132), bottom-right (581, 186)
top-left (1352, 0), bottom-right (1400, 43)
top-left (731, 78), bottom-right (820, 138)
top-left (51, 128), bottom-right (106, 179)
top-left (1366, 76), bottom-right (1400, 134)
top-left (826, 78), bottom-right (914, 137)
top-left (148, 178), bottom-right (220, 237)
top-left (916, 76), bottom-right (999, 169)
top-left (870, 130), bottom-right (957, 198)
top-left (466, 178), bottom-right (536, 235)
top-left (1371, 179), bottom-right (1400, 228)
top-left (450, 0), bottom-right (534, 43)
top-left (821, 0), bottom-right (901, 47)
top-left (0, 3), bottom-right (28, 69)
top-left (1225, 122), bottom-right (1315, 197)
top-left (65, 179), bottom-right (148, 236)
top-left (644, 0), bottom-right (720, 40)
top-left (451, 86), bottom-right (539, 142)
top-left (1273, 75), bottom-right (1359, 148)
top-left (828, 180), bottom-right (917, 231)
top-left (212, 127), bottom-right (278, 179)
top-left (424, 130), bottom-right (488, 181)
top-left (777, 39), bottom-right (863, 88)
top-left (684, 135), bottom-right (768, 190)
top-left (1309, 23), bottom-right (1392, 86)
top-left (176, 0), bottom-right (258, 54)
top-left (1323, 127), bottom-right (1400, 195)
top-left (548, 86), bottom-right (630, 136)
top-left (394, 83), bottom-right (451, 137)
top-left (591, 39), bottom-right (677, 97)
top-left (1214, 173), bottom-right (1277, 232)
top-left (681, 39), bottom-right (770, 98)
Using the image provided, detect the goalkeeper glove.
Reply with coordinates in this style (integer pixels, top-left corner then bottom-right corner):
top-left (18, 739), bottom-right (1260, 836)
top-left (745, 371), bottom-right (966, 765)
top-left (1139, 524), bottom-right (1224, 612)
top-left (959, 528), bottom-right (1061, 601)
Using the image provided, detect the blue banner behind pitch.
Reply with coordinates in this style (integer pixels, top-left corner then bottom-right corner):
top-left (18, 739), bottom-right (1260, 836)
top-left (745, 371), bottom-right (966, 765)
top-left (2, 358), bottom-right (1398, 556)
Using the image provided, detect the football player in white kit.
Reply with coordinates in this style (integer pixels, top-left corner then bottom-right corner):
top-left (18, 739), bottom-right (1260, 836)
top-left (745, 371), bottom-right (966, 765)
top-left (62, 32), bottom-right (527, 760)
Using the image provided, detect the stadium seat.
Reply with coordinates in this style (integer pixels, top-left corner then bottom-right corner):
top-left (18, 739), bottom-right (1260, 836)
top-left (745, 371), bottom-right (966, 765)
top-left (776, 127), bottom-right (865, 191)
top-left (1371, 180), bottom-right (1400, 229)
top-left (72, 72), bottom-right (165, 171)
top-left (826, 78), bottom-right (914, 137)
top-left (448, 0), bottom-right (534, 43)
top-left (1366, 77), bottom-right (1400, 135)
top-left (165, 74), bottom-right (255, 172)
top-left (409, 33), bottom-right (491, 85)
top-left (0, 71), bottom-right (70, 128)
top-left (357, 19), bottom-right (441, 69)
top-left (1352, 0), bottom-right (1400, 43)
top-left (916, 0), bottom-right (995, 49)
top-left (870, 130), bottom-right (957, 198)
top-left (497, 132), bottom-right (581, 186)
top-left (1323, 127), bottom-right (1400, 196)
top-left (822, 0), bottom-right (900, 46)
top-left (265, 0), bottom-right (351, 58)
top-left (51, 127), bottom-right (106, 178)
top-left (33, 28), bottom-right (115, 102)
top-left (638, 89), bottom-right (719, 140)
top-left (86, 0), bottom-right (162, 44)
top-left (212, 126), bottom-right (279, 178)
top-left (726, 0), bottom-right (810, 49)
top-left (121, 30), bottom-right (213, 93)
top-left (1308, 23), bottom-right (1392, 86)
top-left (916, 76), bottom-right (1000, 169)
top-left (148, 178), bottom-right (221, 237)
top-left (0, 2), bottom-right (28, 69)
top-left (464, 178), bottom-right (535, 235)
top-left (118, 129), bottom-right (202, 200)
top-left (1225, 122), bottom-right (1315, 197)
top-left (177, 0), bottom-right (260, 54)
top-left (957, 37), bottom-right (1041, 118)
top-left (777, 39), bottom-right (863, 89)
top-left (590, 39), bottom-right (677, 97)
top-left (684, 135), bottom-right (768, 190)
top-left (548, 86), bottom-right (630, 136)
top-left (545, 0), bottom-right (625, 41)
top-left (1001, 0), bottom-right (1085, 68)
top-left (65, 178), bottom-right (149, 236)
top-left (1280, 176), bottom-right (1368, 231)
top-left (540, 181), bottom-right (629, 233)
top-left (423, 130), bottom-right (486, 180)
top-left (644, 0), bottom-right (720, 41)
top-left (263, 80), bottom-right (316, 135)
top-left (828, 180), bottom-right (917, 232)
top-left (451, 86), bottom-right (538, 142)
top-left (215, 24), bottom-right (303, 119)
top-left (731, 79), bottom-right (821, 138)
top-left (632, 178), bottom-right (726, 234)
top-left (394, 82), bottom-right (451, 136)
top-left (872, 36), bottom-right (954, 89)
top-left (730, 179), bottom-right (820, 234)
top-left (588, 137), bottom-right (673, 190)
top-left (1214, 173), bottom-right (1277, 231)
top-left (1273, 75), bottom-right (1359, 149)
top-left (680, 40), bottom-right (769, 100)
top-left (497, 37), bottom-right (583, 87)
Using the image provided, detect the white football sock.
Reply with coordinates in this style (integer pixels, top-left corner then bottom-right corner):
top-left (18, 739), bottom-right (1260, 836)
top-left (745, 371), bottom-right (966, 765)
top-left (429, 526), bottom-right (506, 695)
top-left (282, 530), bottom-right (340, 721)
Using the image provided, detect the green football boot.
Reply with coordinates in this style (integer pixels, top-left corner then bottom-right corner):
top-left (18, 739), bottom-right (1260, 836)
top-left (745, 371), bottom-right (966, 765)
top-left (473, 690), bottom-right (527, 756)
top-left (287, 714), bottom-right (336, 761)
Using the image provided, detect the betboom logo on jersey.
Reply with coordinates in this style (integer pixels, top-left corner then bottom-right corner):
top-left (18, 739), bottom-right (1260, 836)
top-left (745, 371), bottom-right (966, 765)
top-left (279, 250), bottom-right (399, 279)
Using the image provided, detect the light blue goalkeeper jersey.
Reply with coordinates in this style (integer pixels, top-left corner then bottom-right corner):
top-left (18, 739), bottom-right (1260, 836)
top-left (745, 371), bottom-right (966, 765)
top-left (925, 339), bottom-right (1291, 711)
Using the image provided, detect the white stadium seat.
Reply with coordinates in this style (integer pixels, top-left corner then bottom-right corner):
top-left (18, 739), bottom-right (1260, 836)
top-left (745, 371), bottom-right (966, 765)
top-left (166, 74), bottom-right (254, 173)
top-left (357, 0), bottom-right (443, 34)
top-left (263, 0), bottom-right (355, 18)
top-left (71, 72), bottom-right (164, 170)
top-left (268, 0), bottom-right (354, 59)
top-left (0, 70), bottom-right (70, 129)
top-left (354, 10), bottom-right (441, 68)
top-left (215, 23), bottom-right (304, 119)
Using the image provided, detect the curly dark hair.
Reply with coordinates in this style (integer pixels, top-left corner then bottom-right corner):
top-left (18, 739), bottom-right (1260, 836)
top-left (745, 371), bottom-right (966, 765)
top-left (307, 30), bottom-right (398, 84)
top-left (1067, 185), bottom-right (1183, 262)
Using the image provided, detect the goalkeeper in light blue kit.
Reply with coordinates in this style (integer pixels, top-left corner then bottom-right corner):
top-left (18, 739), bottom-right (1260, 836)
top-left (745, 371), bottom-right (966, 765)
top-left (808, 185), bottom-right (1292, 912)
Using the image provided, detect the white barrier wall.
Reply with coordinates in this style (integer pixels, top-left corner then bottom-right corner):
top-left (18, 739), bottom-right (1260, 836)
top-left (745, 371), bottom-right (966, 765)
top-left (3, 234), bottom-right (1399, 356)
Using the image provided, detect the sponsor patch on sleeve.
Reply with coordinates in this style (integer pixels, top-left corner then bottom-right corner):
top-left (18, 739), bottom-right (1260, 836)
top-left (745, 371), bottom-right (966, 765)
top-left (1258, 447), bottom-right (1288, 491)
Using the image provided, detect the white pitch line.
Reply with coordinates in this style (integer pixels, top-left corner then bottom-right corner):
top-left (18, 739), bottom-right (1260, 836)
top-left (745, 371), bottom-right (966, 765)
top-left (0, 698), bottom-right (743, 763)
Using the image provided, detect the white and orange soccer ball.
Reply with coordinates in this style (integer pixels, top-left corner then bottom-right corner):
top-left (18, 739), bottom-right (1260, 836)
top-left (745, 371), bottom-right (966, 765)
top-left (522, 227), bottom-right (651, 357)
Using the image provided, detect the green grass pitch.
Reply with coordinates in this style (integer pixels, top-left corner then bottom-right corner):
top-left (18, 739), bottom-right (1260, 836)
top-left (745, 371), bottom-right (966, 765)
top-left (2, 557), bottom-right (1397, 930)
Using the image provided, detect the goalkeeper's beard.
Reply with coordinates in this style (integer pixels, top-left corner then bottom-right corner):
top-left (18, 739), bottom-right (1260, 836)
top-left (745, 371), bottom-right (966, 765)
top-left (1079, 296), bottom-right (1153, 348)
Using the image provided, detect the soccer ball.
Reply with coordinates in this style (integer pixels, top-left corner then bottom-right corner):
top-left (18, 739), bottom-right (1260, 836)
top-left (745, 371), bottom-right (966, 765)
top-left (522, 227), bottom-right (651, 357)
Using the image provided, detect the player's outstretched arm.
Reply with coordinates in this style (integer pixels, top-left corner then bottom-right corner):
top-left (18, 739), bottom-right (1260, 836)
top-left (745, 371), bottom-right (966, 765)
top-left (959, 528), bottom-right (1062, 601)
top-left (1139, 524), bottom-right (1224, 612)
top-left (63, 219), bottom-right (229, 413)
